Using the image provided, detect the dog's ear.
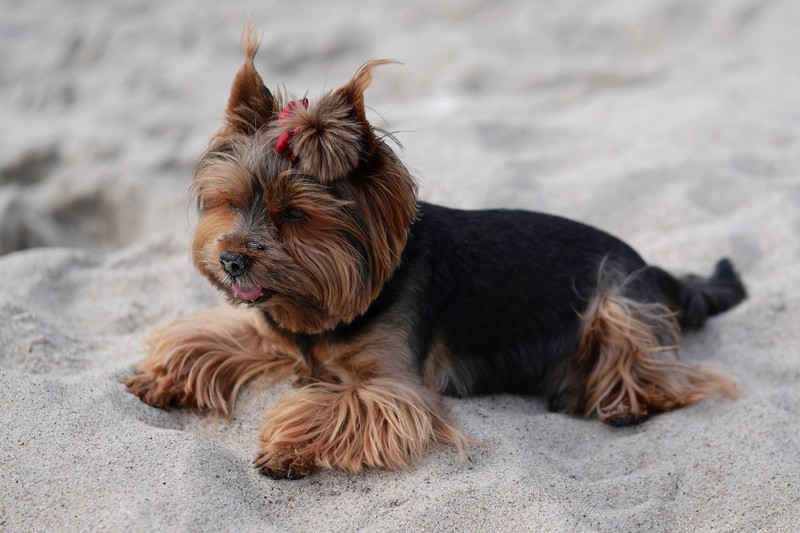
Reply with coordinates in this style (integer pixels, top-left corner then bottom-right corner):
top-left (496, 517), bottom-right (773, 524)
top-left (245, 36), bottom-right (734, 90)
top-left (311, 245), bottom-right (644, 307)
top-left (335, 59), bottom-right (398, 147)
top-left (223, 26), bottom-right (277, 135)
top-left (275, 60), bottom-right (397, 183)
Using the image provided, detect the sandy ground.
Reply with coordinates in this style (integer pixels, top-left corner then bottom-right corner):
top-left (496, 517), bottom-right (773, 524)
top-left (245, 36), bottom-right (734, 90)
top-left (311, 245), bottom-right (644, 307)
top-left (2, 0), bottom-right (799, 531)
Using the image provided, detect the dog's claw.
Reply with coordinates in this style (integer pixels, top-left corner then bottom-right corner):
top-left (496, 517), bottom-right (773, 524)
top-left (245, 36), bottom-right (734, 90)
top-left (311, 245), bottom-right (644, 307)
top-left (255, 454), bottom-right (313, 480)
top-left (257, 465), bottom-right (308, 480)
top-left (258, 465), bottom-right (290, 480)
top-left (606, 414), bottom-right (650, 427)
top-left (286, 467), bottom-right (304, 480)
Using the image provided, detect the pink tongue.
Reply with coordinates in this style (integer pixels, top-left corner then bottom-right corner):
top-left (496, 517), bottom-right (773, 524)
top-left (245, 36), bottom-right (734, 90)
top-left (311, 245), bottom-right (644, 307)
top-left (232, 284), bottom-right (263, 301)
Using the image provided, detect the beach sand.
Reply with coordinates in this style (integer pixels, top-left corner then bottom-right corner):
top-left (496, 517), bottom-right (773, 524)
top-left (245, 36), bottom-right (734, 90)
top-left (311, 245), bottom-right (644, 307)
top-left (1, 0), bottom-right (799, 531)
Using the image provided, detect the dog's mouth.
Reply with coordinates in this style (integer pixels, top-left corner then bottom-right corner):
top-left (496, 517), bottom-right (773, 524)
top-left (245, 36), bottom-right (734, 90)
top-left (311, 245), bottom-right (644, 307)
top-left (231, 283), bottom-right (275, 303)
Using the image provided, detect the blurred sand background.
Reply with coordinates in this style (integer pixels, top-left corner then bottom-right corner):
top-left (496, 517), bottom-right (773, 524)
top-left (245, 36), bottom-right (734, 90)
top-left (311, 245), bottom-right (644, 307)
top-left (1, 0), bottom-right (799, 531)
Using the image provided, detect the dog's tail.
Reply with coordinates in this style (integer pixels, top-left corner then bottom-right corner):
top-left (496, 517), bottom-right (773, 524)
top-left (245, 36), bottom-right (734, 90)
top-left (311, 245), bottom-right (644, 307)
top-left (651, 259), bottom-right (746, 331)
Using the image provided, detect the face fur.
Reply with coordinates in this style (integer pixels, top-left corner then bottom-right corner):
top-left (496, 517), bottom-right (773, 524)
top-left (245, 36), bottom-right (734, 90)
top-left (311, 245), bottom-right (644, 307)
top-left (190, 31), bottom-right (417, 334)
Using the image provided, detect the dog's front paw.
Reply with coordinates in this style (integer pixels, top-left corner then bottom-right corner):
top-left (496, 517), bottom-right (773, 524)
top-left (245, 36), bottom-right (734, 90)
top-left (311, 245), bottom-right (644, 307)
top-left (123, 371), bottom-right (191, 410)
top-left (254, 449), bottom-right (315, 480)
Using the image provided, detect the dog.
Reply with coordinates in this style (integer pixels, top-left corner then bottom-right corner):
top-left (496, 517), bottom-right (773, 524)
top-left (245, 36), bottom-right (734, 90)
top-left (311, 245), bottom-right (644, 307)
top-left (124, 27), bottom-right (746, 480)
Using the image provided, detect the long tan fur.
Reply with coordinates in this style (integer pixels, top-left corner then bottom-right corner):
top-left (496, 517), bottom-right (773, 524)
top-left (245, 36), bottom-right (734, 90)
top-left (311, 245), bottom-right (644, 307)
top-left (255, 376), bottom-right (469, 475)
top-left (124, 307), bottom-right (299, 415)
top-left (574, 287), bottom-right (739, 422)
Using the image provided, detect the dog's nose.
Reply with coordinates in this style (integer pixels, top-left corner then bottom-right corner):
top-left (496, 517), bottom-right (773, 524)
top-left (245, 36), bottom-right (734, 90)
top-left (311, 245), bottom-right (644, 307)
top-left (219, 251), bottom-right (251, 277)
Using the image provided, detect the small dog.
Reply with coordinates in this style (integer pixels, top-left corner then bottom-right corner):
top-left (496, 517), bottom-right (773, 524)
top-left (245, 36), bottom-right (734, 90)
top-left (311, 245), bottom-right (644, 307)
top-left (125, 28), bottom-right (746, 479)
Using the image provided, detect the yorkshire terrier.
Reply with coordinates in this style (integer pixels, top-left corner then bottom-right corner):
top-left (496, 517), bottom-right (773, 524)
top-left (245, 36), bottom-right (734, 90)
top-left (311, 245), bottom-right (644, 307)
top-left (125, 28), bottom-right (746, 480)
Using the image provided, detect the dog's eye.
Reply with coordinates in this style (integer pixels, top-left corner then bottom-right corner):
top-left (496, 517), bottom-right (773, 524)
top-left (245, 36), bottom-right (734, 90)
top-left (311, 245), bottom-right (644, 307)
top-left (228, 202), bottom-right (239, 211)
top-left (281, 207), bottom-right (306, 224)
top-left (246, 241), bottom-right (266, 252)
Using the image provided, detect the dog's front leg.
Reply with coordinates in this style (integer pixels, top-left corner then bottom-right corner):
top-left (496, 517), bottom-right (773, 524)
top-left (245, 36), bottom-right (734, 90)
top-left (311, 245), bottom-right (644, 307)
top-left (124, 306), bottom-right (298, 415)
top-left (255, 375), bottom-right (469, 479)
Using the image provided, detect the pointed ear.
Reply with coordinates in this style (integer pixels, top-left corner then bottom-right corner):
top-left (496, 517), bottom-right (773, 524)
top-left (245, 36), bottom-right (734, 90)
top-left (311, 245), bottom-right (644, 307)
top-left (223, 25), bottom-right (276, 135)
top-left (335, 59), bottom-right (399, 146)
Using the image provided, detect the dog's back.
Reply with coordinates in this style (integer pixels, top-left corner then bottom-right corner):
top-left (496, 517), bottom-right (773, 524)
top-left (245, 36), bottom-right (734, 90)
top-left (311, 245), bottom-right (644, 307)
top-left (373, 202), bottom-right (745, 425)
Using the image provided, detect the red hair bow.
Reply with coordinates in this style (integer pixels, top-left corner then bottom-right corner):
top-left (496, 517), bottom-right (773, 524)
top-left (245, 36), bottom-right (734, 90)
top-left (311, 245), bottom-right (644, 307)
top-left (275, 98), bottom-right (309, 162)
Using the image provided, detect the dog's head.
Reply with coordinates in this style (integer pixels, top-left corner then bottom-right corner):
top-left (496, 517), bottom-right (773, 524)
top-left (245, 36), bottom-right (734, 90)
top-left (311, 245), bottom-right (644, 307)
top-left (191, 27), bottom-right (417, 334)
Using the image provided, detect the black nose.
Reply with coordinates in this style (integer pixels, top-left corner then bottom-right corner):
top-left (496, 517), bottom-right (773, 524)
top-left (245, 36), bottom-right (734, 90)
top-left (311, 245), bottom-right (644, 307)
top-left (219, 251), bottom-right (251, 277)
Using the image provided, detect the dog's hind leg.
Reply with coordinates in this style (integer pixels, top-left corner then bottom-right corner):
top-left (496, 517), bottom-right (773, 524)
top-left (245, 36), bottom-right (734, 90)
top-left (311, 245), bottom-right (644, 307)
top-left (124, 307), bottom-right (298, 415)
top-left (553, 284), bottom-right (739, 426)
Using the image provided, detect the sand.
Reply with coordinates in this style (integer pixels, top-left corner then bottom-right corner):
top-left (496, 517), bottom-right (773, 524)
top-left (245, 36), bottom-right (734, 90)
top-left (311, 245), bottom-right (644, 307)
top-left (2, 0), bottom-right (799, 531)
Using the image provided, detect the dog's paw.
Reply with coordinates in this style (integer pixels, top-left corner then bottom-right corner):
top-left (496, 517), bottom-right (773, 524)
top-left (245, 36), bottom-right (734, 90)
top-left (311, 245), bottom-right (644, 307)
top-left (601, 398), bottom-right (650, 427)
top-left (254, 450), bottom-right (315, 480)
top-left (605, 413), bottom-right (650, 427)
top-left (123, 372), bottom-right (190, 410)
